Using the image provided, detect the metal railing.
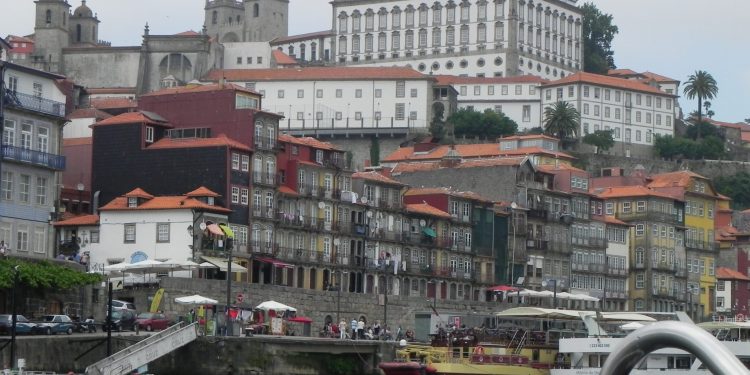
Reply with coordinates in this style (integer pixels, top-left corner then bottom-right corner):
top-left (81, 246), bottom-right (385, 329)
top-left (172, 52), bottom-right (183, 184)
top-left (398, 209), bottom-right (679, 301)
top-left (253, 136), bottom-right (277, 150)
top-left (2, 145), bottom-right (66, 170)
top-left (252, 172), bottom-right (278, 186)
top-left (4, 90), bottom-right (66, 117)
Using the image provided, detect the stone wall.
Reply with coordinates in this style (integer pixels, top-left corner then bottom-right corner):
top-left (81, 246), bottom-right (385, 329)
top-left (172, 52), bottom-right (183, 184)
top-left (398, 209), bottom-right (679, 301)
top-left (324, 135), bottom-right (410, 171)
top-left (575, 152), bottom-right (750, 181)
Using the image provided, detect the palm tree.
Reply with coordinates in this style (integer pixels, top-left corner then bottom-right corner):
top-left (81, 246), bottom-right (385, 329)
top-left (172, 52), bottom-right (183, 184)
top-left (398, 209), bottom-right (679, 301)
top-left (683, 70), bottom-right (719, 124)
top-left (543, 101), bottom-right (580, 141)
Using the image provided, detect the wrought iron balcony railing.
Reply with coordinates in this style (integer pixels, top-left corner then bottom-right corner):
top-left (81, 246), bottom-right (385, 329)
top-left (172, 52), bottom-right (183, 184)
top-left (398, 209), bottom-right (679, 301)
top-left (2, 145), bottom-right (66, 171)
top-left (4, 91), bottom-right (65, 118)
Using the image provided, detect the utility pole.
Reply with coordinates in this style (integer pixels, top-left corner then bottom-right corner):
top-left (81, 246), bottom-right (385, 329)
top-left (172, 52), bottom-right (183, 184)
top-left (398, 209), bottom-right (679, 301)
top-left (226, 239), bottom-right (233, 336)
top-left (10, 266), bottom-right (19, 370)
top-left (106, 281), bottom-right (113, 356)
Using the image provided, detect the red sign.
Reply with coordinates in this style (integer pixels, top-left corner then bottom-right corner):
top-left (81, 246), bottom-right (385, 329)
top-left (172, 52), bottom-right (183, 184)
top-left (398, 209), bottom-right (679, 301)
top-left (236, 293), bottom-right (244, 303)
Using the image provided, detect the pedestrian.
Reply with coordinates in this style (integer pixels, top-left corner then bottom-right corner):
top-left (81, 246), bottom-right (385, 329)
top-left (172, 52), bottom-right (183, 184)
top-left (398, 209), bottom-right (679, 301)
top-left (373, 320), bottom-right (381, 336)
top-left (350, 318), bottom-right (357, 340)
top-left (339, 319), bottom-right (346, 339)
top-left (357, 318), bottom-right (365, 339)
top-left (0, 241), bottom-right (7, 256)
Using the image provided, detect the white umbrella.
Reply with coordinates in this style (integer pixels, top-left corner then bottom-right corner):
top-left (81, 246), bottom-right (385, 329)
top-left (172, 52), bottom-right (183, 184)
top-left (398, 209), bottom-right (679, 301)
top-left (103, 262), bottom-right (130, 273)
top-left (516, 289), bottom-right (542, 297)
top-left (572, 293), bottom-right (600, 302)
top-left (199, 262), bottom-right (218, 269)
top-left (127, 259), bottom-right (180, 273)
top-left (555, 292), bottom-right (575, 300)
top-left (256, 300), bottom-right (297, 312)
top-left (620, 322), bottom-right (644, 331)
top-left (536, 290), bottom-right (555, 297)
top-left (175, 294), bottom-right (218, 305)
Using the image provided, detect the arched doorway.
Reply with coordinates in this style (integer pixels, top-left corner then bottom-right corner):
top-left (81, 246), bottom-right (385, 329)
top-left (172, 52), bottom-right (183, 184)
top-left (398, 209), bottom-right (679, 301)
top-left (367, 275), bottom-right (375, 294)
top-left (296, 267), bottom-right (305, 288)
top-left (310, 268), bottom-right (318, 290)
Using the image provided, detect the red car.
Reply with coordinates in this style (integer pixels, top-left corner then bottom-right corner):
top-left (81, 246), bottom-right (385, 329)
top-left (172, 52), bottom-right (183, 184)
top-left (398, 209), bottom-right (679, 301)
top-left (136, 313), bottom-right (171, 331)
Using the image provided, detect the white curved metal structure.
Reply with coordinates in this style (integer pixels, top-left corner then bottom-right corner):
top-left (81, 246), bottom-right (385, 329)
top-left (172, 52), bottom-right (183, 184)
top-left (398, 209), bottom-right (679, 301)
top-left (600, 321), bottom-right (750, 375)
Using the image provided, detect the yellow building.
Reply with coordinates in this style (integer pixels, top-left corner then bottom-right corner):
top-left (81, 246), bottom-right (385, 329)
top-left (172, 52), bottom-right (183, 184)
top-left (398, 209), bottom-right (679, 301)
top-left (648, 171), bottom-right (721, 318)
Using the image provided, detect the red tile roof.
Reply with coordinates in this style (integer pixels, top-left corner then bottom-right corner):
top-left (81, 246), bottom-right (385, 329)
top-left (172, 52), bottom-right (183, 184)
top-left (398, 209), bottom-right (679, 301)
top-left (100, 195), bottom-right (231, 213)
top-left (742, 132), bottom-right (750, 144)
top-left (405, 203), bottom-right (452, 219)
top-left (92, 111), bottom-right (171, 127)
top-left (148, 134), bottom-right (251, 152)
top-left (391, 157), bottom-right (526, 173)
top-left (405, 187), bottom-right (489, 202)
top-left (272, 50), bottom-right (298, 65)
top-left (68, 108), bottom-right (113, 120)
top-left (640, 71), bottom-right (679, 83)
top-left (124, 188), bottom-right (154, 199)
top-left (352, 171), bottom-right (405, 186)
top-left (591, 215), bottom-right (629, 226)
top-left (7, 35), bottom-right (35, 44)
top-left (175, 30), bottom-right (201, 36)
top-left (204, 67), bottom-right (430, 82)
top-left (53, 214), bottom-right (100, 227)
top-left (536, 164), bottom-right (587, 174)
top-left (278, 133), bottom-right (342, 151)
top-left (593, 186), bottom-right (681, 201)
top-left (141, 83), bottom-right (258, 97)
top-left (647, 170), bottom-right (708, 189)
top-left (90, 97), bottom-right (137, 110)
top-left (607, 68), bottom-right (639, 76)
top-left (716, 267), bottom-right (750, 281)
top-left (86, 87), bottom-right (136, 95)
top-left (434, 75), bottom-right (548, 85)
top-left (185, 186), bottom-right (221, 198)
top-left (382, 143), bottom-right (574, 163)
top-left (500, 134), bottom-right (560, 141)
top-left (544, 72), bottom-right (675, 96)
top-left (704, 118), bottom-right (750, 131)
top-left (63, 137), bottom-right (92, 147)
top-left (271, 30), bottom-right (335, 44)
top-left (278, 185), bottom-right (299, 196)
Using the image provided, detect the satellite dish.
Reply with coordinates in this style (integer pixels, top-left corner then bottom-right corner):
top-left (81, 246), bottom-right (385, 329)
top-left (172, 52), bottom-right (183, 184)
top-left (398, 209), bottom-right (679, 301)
top-left (366, 211), bottom-right (373, 218)
top-left (334, 239), bottom-right (340, 245)
top-left (199, 222), bottom-right (207, 231)
top-left (318, 201), bottom-right (325, 209)
top-left (419, 219), bottom-right (426, 227)
top-left (541, 280), bottom-right (548, 288)
top-left (361, 196), bottom-right (368, 204)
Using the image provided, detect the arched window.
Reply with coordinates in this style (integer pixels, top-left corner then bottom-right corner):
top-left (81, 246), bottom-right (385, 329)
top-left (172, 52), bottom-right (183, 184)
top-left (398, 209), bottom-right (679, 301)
top-left (288, 45), bottom-right (294, 56)
top-left (76, 24), bottom-right (82, 42)
top-left (253, 4), bottom-right (260, 17)
top-left (45, 10), bottom-right (52, 24)
top-left (212, 11), bottom-right (217, 25)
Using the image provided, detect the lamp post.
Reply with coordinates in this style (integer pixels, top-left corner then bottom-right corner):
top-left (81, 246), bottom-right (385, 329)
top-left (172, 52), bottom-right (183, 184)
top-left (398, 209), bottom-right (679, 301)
top-left (543, 279), bottom-right (559, 309)
top-left (10, 265), bottom-right (19, 370)
top-left (225, 235), bottom-right (233, 336)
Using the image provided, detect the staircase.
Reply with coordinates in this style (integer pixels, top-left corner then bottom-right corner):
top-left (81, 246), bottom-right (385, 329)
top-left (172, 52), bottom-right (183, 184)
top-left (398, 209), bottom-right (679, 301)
top-left (85, 323), bottom-right (198, 375)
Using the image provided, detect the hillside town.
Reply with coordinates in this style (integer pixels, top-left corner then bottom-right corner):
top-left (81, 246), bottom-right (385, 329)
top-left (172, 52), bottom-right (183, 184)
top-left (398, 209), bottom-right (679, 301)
top-left (1, 0), bottom-right (750, 373)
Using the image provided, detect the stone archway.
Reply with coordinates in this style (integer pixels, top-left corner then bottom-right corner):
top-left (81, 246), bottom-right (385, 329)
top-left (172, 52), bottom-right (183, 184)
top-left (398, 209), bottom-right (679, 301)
top-left (158, 53), bottom-right (193, 84)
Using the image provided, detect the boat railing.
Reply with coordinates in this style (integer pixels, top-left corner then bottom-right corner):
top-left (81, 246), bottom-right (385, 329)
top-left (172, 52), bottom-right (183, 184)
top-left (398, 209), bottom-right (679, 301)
top-left (514, 330), bottom-right (528, 354)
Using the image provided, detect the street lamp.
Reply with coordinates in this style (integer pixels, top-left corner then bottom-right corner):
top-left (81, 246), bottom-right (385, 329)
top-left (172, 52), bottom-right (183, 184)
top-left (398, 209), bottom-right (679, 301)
top-left (10, 265), bottom-right (19, 370)
top-left (509, 202), bottom-right (517, 285)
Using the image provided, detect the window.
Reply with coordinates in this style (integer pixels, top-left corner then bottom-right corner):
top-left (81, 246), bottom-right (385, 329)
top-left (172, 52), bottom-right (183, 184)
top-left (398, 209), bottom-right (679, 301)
top-left (636, 273), bottom-right (644, 288)
top-left (232, 153), bottom-right (240, 170)
top-left (37, 127), bottom-right (49, 152)
top-left (355, 112), bottom-right (362, 120)
top-left (35, 177), bottom-right (47, 206)
top-left (635, 224), bottom-right (644, 236)
top-left (241, 155), bottom-right (249, 172)
top-left (277, 90), bottom-right (285, 98)
top-left (16, 226), bottom-right (28, 252)
top-left (241, 188), bottom-right (249, 205)
top-left (156, 223), bottom-right (170, 243)
top-left (605, 202), bottom-right (614, 215)
top-left (3, 120), bottom-right (15, 146)
top-left (20, 122), bottom-right (32, 150)
top-left (522, 105), bottom-right (531, 122)
top-left (33, 82), bottom-right (43, 98)
top-left (19, 174), bottom-right (30, 203)
top-left (297, 89), bottom-right (304, 99)
top-left (231, 187), bottom-right (240, 204)
top-left (636, 201), bottom-right (646, 212)
top-left (124, 224), bottom-right (136, 243)
top-left (622, 202), bottom-right (631, 213)
top-left (1, 172), bottom-right (12, 200)
top-left (355, 89), bottom-right (363, 98)
top-left (395, 103), bottom-right (405, 120)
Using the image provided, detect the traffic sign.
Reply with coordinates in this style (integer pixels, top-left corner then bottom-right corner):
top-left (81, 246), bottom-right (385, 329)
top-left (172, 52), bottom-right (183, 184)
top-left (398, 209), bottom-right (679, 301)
top-left (111, 280), bottom-right (124, 291)
top-left (236, 293), bottom-right (244, 303)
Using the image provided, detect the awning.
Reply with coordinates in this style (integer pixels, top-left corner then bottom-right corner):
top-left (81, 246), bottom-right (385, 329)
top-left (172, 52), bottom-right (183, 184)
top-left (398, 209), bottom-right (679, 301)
top-left (200, 256), bottom-right (248, 273)
top-left (255, 256), bottom-right (294, 269)
top-left (207, 223), bottom-right (225, 236)
top-left (488, 285), bottom-right (519, 292)
top-left (422, 227), bottom-right (437, 237)
top-left (219, 224), bottom-right (234, 238)
top-left (288, 316), bottom-right (313, 323)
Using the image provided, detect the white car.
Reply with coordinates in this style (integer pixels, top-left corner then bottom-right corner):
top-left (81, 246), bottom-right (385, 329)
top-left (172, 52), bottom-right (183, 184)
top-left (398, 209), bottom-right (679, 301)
top-left (107, 300), bottom-right (136, 313)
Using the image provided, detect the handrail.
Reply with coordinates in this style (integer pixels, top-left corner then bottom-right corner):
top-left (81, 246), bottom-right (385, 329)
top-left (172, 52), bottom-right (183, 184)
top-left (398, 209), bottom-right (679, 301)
top-left (600, 321), bottom-right (750, 375)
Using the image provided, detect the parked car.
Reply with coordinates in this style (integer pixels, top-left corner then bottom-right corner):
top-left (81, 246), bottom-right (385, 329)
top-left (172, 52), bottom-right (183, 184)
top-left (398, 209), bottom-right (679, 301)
top-left (0, 314), bottom-right (36, 335)
top-left (104, 310), bottom-right (137, 332)
top-left (136, 312), bottom-right (171, 331)
top-left (32, 315), bottom-right (75, 335)
top-left (107, 300), bottom-right (136, 313)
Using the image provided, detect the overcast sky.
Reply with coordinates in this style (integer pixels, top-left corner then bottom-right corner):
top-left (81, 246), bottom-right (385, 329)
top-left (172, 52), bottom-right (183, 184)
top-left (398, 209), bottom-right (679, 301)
top-left (2, 0), bottom-right (747, 122)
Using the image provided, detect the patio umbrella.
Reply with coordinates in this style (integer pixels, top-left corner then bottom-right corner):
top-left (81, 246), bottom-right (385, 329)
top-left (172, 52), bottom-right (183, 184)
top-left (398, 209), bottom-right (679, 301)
top-left (176, 260), bottom-right (201, 270)
top-left (555, 292), bottom-right (575, 300)
top-left (573, 293), bottom-right (600, 302)
top-left (488, 285), bottom-right (519, 293)
top-left (620, 322), bottom-right (644, 331)
top-left (175, 294), bottom-right (218, 305)
top-left (103, 262), bottom-right (130, 273)
top-left (256, 300), bottom-right (297, 312)
top-left (127, 259), bottom-right (180, 273)
top-left (199, 262), bottom-right (219, 269)
top-left (517, 289), bottom-right (543, 297)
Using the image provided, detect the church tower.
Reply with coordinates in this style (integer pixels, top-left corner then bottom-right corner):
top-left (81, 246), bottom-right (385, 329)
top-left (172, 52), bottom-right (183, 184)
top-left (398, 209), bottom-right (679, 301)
top-left (69, 1), bottom-right (100, 47)
top-left (33, 0), bottom-right (71, 72)
top-left (243, 0), bottom-right (289, 42)
top-left (204, 0), bottom-right (246, 43)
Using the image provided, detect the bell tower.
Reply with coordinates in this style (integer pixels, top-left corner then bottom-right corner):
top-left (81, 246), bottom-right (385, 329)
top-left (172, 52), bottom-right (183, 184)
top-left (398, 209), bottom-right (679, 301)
top-left (33, 0), bottom-right (71, 72)
top-left (69, 1), bottom-right (101, 47)
top-left (243, 0), bottom-right (289, 42)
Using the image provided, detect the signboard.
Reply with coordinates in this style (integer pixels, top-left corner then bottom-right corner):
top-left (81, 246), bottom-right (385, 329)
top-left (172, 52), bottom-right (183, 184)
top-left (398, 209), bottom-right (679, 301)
top-left (451, 316), bottom-right (461, 328)
top-left (271, 317), bottom-right (284, 335)
top-left (236, 293), bottom-right (244, 304)
top-left (111, 280), bottom-right (124, 291)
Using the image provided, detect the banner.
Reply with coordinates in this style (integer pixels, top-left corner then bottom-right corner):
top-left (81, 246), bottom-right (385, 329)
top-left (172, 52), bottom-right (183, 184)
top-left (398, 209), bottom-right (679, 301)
top-left (150, 288), bottom-right (165, 313)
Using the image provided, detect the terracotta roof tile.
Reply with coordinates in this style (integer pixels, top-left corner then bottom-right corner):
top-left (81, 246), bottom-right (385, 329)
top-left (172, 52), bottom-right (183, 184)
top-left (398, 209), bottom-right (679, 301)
top-left (640, 71), bottom-right (679, 83)
top-left (405, 203), bottom-right (451, 219)
top-left (124, 188), bottom-right (154, 199)
top-left (271, 30), bottom-right (335, 44)
top-left (646, 170), bottom-right (707, 189)
top-left (204, 67), bottom-right (430, 82)
top-left (352, 171), bottom-right (405, 186)
top-left (185, 186), bottom-right (221, 198)
top-left (68, 108), bottom-right (113, 120)
top-left (391, 157), bottom-right (526, 173)
top-left (500, 134), bottom-right (559, 141)
top-left (434, 75), bottom-right (548, 85)
top-left (382, 143), bottom-right (573, 163)
top-left (141, 83), bottom-right (258, 97)
top-left (63, 137), bottom-right (92, 147)
top-left (53, 214), bottom-right (100, 227)
top-left (593, 186), bottom-right (682, 201)
top-left (716, 267), bottom-right (750, 281)
top-left (607, 68), bottom-right (639, 76)
top-left (405, 187), bottom-right (489, 202)
top-left (272, 50), bottom-right (298, 65)
top-left (100, 196), bottom-right (231, 213)
top-left (7, 35), bottom-right (35, 44)
top-left (92, 111), bottom-right (171, 127)
top-left (86, 87), bottom-right (136, 95)
top-left (544, 72), bottom-right (675, 96)
top-left (591, 215), bottom-right (629, 226)
top-left (278, 133), bottom-right (342, 151)
top-left (89, 97), bottom-right (137, 110)
top-left (175, 30), bottom-right (200, 36)
top-left (148, 134), bottom-right (251, 152)
top-left (278, 185), bottom-right (299, 196)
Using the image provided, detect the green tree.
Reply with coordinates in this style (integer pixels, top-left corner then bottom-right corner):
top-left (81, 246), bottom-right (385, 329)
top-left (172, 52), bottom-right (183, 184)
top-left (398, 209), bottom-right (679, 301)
top-left (685, 119), bottom-right (722, 141)
top-left (447, 108), bottom-right (517, 139)
top-left (683, 70), bottom-right (719, 134)
top-left (0, 259), bottom-right (101, 289)
top-left (430, 102), bottom-right (447, 140)
top-left (715, 172), bottom-right (750, 210)
top-left (369, 136), bottom-right (380, 166)
top-left (543, 101), bottom-right (580, 141)
top-left (581, 2), bottom-right (619, 74)
top-left (582, 130), bottom-right (614, 153)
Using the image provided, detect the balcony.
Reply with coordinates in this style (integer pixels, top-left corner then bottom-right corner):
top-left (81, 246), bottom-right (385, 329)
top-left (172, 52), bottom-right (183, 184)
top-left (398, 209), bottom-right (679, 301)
top-left (4, 90), bottom-right (66, 118)
top-left (526, 239), bottom-right (548, 251)
top-left (252, 207), bottom-right (276, 220)
top-left (433, 266), bottom-right (476, 281)
top-left (571, 263), bottom-right (607, 273)
top-left (652, 261), bottom-right (676, 272)
top-left (615, 211), bottom-right (679, 224)
top-left (252, 172), bottom-right (278, 186)
top-left (334, 222), bottom-right (368, 236)
top-left (274, 246), bottom-right (338, 266)
top-left (527, 208), bottom-right (548, 220)
top-left (253, 136), bottom-right (277, 151)
top-left (632, 262), bottom-right (646, 270)
top-left (572, 237), bottom-right (608, 248)
top-left (276, 212), bottom-right (332, 231)
top-left (2, 145), bottom-right (66, 171)
top-left (297, 184), bottom-right (335, 199)
top-left (652, 287), bottom-right (674, 298)
top-left (249, 241), bottom-right (277, 256)
top-left (685, 240), bottom-right (720, 252)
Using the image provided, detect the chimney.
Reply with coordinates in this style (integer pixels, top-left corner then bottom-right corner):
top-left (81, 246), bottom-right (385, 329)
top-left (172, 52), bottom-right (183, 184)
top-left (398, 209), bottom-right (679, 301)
top-left (439, 145), bottom-right (461, 168)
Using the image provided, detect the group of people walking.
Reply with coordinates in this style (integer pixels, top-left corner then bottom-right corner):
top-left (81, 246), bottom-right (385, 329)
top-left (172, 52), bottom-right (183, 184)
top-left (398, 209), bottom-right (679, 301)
top-left (333, 318), bottom-right (392, 340)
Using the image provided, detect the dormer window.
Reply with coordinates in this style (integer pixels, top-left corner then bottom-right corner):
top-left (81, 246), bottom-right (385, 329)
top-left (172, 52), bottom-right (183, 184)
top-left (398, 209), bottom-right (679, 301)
top-left (145, 126), bottom-right (154, 143)
top-left (207, 197), bottom-right (215, 205)
top-left (316, 150), bottom-right (324, 164)
top-left (127, 197), bottom-right (138, 207)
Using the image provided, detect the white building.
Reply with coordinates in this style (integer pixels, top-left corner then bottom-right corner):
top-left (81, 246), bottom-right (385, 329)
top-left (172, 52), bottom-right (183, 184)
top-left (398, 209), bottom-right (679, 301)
top-left (1, 61), bottom-right (68, 259)
top-left (222, 42), bottom-right (273, 69)
top-left (542, 72), bottom-right (678, 158)
top-left (203, 66), bottom-right (435, 135)
top-left (435, 74), bottom-right (546, 130)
